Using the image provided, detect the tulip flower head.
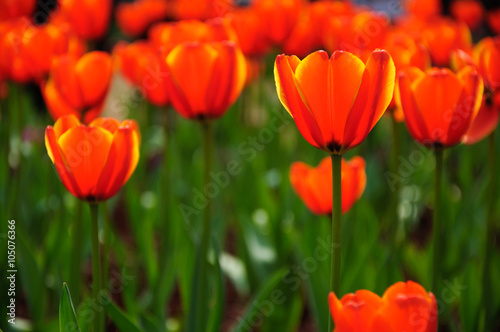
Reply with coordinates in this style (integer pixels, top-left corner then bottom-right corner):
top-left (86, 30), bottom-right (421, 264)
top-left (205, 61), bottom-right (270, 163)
top-left (274, 49), bottom-right (395, 155)
top-left (290, 156), bottom-right (366, 215)
top-left (42, 51), bottom-right (113, 123)
top-left (450, 0), bottom-right (484, 30)
top-left (0, 0), bottom-right (36, 20)
top-left (397, 65), bottom-right (483, 148)
top-left (116, 0), bottom-right (169, 37)
top-left (45, 115), bottom-right (140, 202)
top-left (165, 41), bottom-right (246, 120)
top-left (329, 280), bottom-right (438, 332)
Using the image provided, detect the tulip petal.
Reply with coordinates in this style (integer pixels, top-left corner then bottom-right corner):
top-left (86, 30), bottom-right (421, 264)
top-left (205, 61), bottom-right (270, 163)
top-left (53, 114), bottom-right (81, 139)
top-left (76, 52), bottom-right (113, 107)
top-left (52, 56), bottom-right (84, 109)
top-left (89, 117), bottom-right (120, 134)
top-left (43, 78), bottom-right (82, 122)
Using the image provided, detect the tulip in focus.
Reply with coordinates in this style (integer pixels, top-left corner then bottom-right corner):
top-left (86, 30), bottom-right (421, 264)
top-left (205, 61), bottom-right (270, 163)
top-left (290, 156), bottom-right (366, 215)
top-left (274, 49), bottom-right (395, 154)
top-left (116, 0), bottom-right (169, 37)
top-left (45, 114), bottom-right (140, 202)
top-left (42, 51), bottom-right (113, 123)
top-left (329, 280), bottom-right (437, 332)
top-left (164, 41), bottom-right (246, 120)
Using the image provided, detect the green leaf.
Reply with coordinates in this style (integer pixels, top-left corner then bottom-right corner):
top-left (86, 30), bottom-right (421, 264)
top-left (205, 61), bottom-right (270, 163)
top-left (207, 240), bottom-right (225, 332)
top-left (59, 283), bottom-right (80, 332)
top-left (102, 297), bottom-right (142, 332)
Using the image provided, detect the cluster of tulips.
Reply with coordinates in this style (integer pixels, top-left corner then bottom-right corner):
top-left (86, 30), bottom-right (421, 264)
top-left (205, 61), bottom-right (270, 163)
top-left (1, 0), bottom-right (499, 331)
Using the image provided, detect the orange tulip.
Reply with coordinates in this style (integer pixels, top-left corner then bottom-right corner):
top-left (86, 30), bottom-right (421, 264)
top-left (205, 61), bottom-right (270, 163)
top-left (0, 0), bottom-right (36, 20)
top-left (42, 51), bottom-right (113, 123)
top-left (113, 41), bottom-right (169, 107)
top-left (225, 7), bottom-right (270, 57)
top-left (421, 17), bottom-right (472, 66)
top-left (116, 0), bottom-right (169, 37)
top-left (45, 114), bottom-right (140, 202)
top-left (169, 0), bottom-right (233, 20)
top-left (450, 0), bottom-right (484, 30)
top-left (397, 66), bottom-right (483, 148)
top-left (329, 281), bottom-right (438, 332)
top-left (290, 156), bottom-right (366, 215)
top-left (252, 0), bottom-right (303, 45)
top-left (0, 18), bottom-right (69, 83)
top-left (487, 8), bottom-right (500, 34)
top-left (283, 4), bottom-right (322, 59)
top-left (474, 37), bottom-right (500, 95)
top-left (164, 41), bottom-right (246, 120)
top-left (274, 49), bottom-right (395, 155)
top-left (404, 0), bottom-right (441, 20)
top-left (148, 18), bottom-right (236, 54)
top-left (53, 0), bottom-right (112, 40)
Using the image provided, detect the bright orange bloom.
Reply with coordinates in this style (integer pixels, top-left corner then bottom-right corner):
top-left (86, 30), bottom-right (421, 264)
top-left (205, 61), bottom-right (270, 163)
top-left (116, 0), bottom-right (169, 37)
top-left (148, 19), bottom-right (236, 54)
top-left (53, 0), bottom-right (112, 40)
top-left (0, 18), bottom-right (69, 83)
top-left (397, 66), bottom-right (483, 148)
top-left (165, 41), bottom-right (246, 120)
top-left (290, 156), bottom-right (366, 215)
top-left (421, 18), bottom-right (472, 66)
top-left (474, 37), bottom-right (500, 95)
top-left (283, 3), bottom-right (322, 59)
top-left (404, 0), bottom-right (441, 20)
top-left (252, 0), bottom-right (303, 45)
top-left (487, 8), bottom-right (500, 34)
top-left (274, 49), bottom-right (395, 155)
top-left (113, 41), bottom-right (169, 107)
top-left (0, 0), bottom-right (36, 20)
top-left (45, 115), bottom-right (140, 202)
top-left (42, 51), bottom-right (113, 123)
top-left (329, 280), bottom-right (438, 332)
top-left (450, 0), bottom-right (484, 30)
top-left (169, 0), bottom-right (233, 20)
top-left (225, 7), bottom-right (270, 57)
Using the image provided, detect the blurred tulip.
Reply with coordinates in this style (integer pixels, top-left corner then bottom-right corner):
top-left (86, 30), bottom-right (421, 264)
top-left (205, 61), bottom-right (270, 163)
top-left (421, 18), bottom-right (472, 66)
top-left (45, 114), bottom-right (140, 202)
top-left (274, 49), bottom-right (395, 155)
top-left (0, 0), bottom-right (36, 20)
top-left (252, 0), bottom-right (303, 45)
top-left (290, 156), bottom-right (366, 215)
top-left (113, 41), bottom-right (169, 107)
top-left (283, 4), bottom-right (322, 59)
top-left (42, 51), bottom-right (113, 123)
top-left (148, 18), bottom-right (236, 54)
top-left (474, 37), bottom-right (500, 96)
top-left (0, 18), bottom-right (69, 83)
top-left (225, 7), bottom-right (270, 57)
top-left (450, 0), bottom-right (484, 30)
top-left (487, 8), bottom-right (500, 34)
top-left (54, 0), bottom-right (112, 40)
top-left (329, 281), bottom-right (438, 332)
top-left (404, 0), bottom-right (441, 20)
top-left (165, 41), bottom-right (246, 120)
top-left (116, 0), bottom-right (169, 37)
top-left (170, 0), bottom-right (234, 20)
top-left (397, 66), bottom-right (483, 148)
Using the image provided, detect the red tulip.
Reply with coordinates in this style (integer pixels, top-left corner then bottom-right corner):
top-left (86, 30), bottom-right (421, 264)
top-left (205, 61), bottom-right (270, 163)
top-left (329, 280), bottom-right (438, 332)
top-left (225, 7), bottom-right (270, 57)
top-left (53, 0), bottom-right (112, 40)
top-left (274, 49), bottom-right (395, 154)
top-left (42, 51), bottom-right (113, 123)
top-left (397, 66), bottom-right (483, 147)
top-left (164, 41), bottom-right (246, 120)
top-left (169, 0), bottom-right (233, 20)
top-left (290, 156), bottom-right (366, 215)
top-left (45, 114), bottom-right (140, 202)
top-left (0, 18), bottom-right (69, 83)
top-left (404, 0), bottom-right (442, 20)
top-left (487, 8), bottom-right (500, 34)
top-left (116, 0), bottom-right (169, 37)
top-left (0, 0), bottom-right (36, 20)
top-left (450, 0), bottom-right (484, 30)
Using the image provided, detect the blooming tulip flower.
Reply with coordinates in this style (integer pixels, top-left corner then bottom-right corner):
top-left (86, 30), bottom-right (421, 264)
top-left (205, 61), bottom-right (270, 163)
top-left (42, 51), bottom-right (113, 123)
top-left (45, 114), bottom-right (140, 202)
top-left (329, 280), bottom-right (438, 332)
top-left (450, 0), bottom-right (484, 30)
top-left (53, 0), bottom-right (112, 40)
top-left (116, 0), bottom-right (169, 37)
top-left (290, 156), bottom-right (366, 215)
top-left (164, 41), bottom-right (246, 120)
top-left (397, 66), bottom-right (483, 148)
top-left (274, 49), bottom-right (395, 155)
top-left (225, 8), bottom-right (270, 58)
top-left (0, 0), bottom-right (36, 20)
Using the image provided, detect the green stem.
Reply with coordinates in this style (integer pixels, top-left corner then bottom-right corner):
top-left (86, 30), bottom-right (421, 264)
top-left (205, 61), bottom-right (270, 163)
top-left (432, 149), bottom-right (443, 292)
top-left (481, 132), bottom-right (496, 330)
top-left (328, 154), bottom-right (342, 332)
top-left (89, 203), bottom-right (104, 332)
top-left (69, 200), bottom-right (84, 305)
top-left (102, 202), bottom-right (111, 289)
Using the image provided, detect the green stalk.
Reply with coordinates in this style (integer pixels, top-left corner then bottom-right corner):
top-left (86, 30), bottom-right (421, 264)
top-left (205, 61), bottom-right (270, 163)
top-left (69, 200), bottom-right (84, 305)
top-left (481, 132), bottom-right (496, 330)
top-left (432, 148), bottom-right (443, 292)
top-left (89, 203), bottom-right (104, 332)
top-left (328, 154), bottom-right (342, 332)
top-left (102, 202), bottom-right (111, 288)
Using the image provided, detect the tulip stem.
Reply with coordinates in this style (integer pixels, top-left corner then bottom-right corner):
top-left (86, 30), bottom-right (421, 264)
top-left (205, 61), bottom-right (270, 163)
top-left (329, 154), bottom-right (342, 332)
top-left (481, 132), bottom-right (496, 330)
top-left (102, 202), bottom-right (111, 289)
top-left (69, 200), bottom-right (84, 305)
top-left (432, 148), bottom-right (443, 293)
top-left (89, 203), bottom-right (104, 332)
